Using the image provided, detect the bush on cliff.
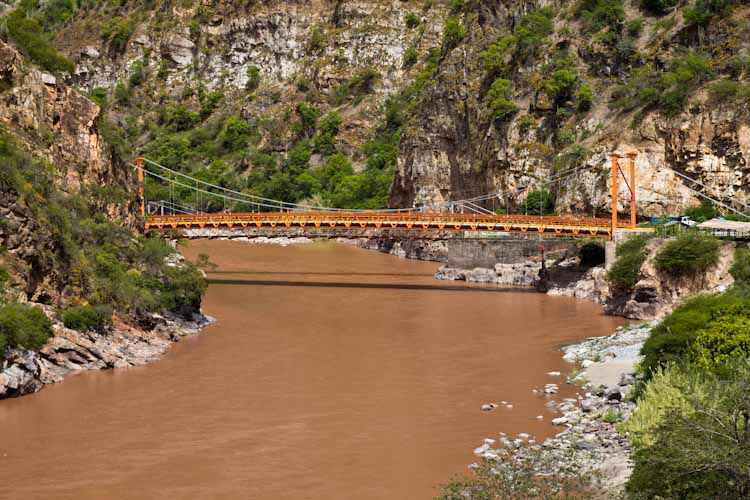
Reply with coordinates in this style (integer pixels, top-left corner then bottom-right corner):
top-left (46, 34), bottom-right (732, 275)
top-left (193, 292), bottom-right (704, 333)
top-left (654, 231), bottom-right (721, 278)
top-left (61, 304), bottom-right (111, 333)
top-left (0, 303), bottom-right (53, 357)
top-left (5, 8), bottom-right (75, 74)
top-left (625, 358), bottom-right (750, 500)
top-left (606, 233), bottom-right (654, 290)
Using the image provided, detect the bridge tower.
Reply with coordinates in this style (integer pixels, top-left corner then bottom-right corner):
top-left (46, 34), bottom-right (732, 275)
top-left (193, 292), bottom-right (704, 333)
top-left (136, 157), bottom-right (145, 218)
top-left (609, 151), bottom-right (638, 238)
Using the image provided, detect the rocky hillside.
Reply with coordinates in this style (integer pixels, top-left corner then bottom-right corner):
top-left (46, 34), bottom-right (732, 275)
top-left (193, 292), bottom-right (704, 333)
top-left (1, 0), bottom-right (749, 216)
top-left (393, 0), bottom-right (750, 216)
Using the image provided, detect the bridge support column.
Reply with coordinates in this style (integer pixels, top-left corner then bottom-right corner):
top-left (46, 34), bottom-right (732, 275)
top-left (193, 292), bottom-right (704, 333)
top-left (610, 153), bottom-right (620, 240)
top-left (605, 240), bottom-right (617, 270)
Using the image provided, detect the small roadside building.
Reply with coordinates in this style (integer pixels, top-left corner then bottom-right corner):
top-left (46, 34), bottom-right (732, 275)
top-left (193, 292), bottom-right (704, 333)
top-left (697, 218), bottom-right (750, 240)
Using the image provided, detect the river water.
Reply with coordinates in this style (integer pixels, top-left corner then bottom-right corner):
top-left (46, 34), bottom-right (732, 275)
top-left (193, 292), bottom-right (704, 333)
top-left (0, 240), bottom-right (625, 500)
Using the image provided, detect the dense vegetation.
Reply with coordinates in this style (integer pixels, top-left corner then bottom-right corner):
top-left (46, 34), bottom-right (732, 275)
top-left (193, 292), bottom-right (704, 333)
top-left (654, 231), bottom-right (721, 277)
top-left (625, 359), bottom-right (750, 499)
top-left (606, 233), bottom-right (655, 290)
top-left (0, 126), bottom-right (206, 342)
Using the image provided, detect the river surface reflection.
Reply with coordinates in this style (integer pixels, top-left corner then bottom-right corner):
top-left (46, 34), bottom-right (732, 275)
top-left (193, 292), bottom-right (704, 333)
top-left (0, 240), bottom-right (625, 500)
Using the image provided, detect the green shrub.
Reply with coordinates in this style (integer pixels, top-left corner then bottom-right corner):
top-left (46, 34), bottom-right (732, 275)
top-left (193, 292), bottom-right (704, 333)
top-left (654, 231), bottom-right (721, 277)
top-left (545, 69), bottom-right (579, 108)
top-left (219, 117), bottom-right (254, 151)
top-left (61, 304), bottom-right (111, 332)
top-left (612, 53), bottom-right (712, 115)
top-left (443, 16), bottom-right (465, 50)
top-left (514, 8), bottom-right (554, 55)
top-left (114, 81), bottom-right (130, 104)
top-left (606, 233), bottom-right (655, 290)
top-left (246, 65), bottom-right (260, 92)
top-left (626, 358), bottom-right (750, 500)
top-left (624, 364), bottom-right (695, 447)
top-left (640, 287), bottom-right (750, 375)
top-left (89, 87), bottom-right (108, 109)
top-left (403, 46), bottom-right (418, 67)
top-left (482, 35), bottom-right (516, 77)
top-left (306, 25), bottom-right (326, 53)
top-left (627, 17), bottom-right (644, 36)
top-left (101, 17), bottom-right (134, 52)
top-left (684, 200), bottom-right (718, 222)
top-left (575, 0), bottom-right (626, 32)
top-left (522, 189), bottom-right (555, 215)
top-left (0, 303), bottom-right (53, 357)
top-left (690, 305), bottom-right (750, 368)
top-left (730, 248), bottom-right (750, 286)
top-left (486, 78), bottom-right (517, 120)
top-left (404, 12), bottom-right (420, 28)
top-left (158, 104), bottom-right (199, 132)
top-left (6, 9), bottom-right (75, 74)
top-left (575, 83), bottom-right (594, 111)
top-left (128, 60), bottom-right (145, 87)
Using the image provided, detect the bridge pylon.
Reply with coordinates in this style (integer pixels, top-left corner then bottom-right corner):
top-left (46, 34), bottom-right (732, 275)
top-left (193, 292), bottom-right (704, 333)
top-left (610, 151), bottom-right (638, 240)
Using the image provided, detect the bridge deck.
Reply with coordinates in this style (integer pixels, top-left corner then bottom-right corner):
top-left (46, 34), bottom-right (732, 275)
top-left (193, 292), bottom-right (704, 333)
top-left (146, 212), bottom-right (635, 238)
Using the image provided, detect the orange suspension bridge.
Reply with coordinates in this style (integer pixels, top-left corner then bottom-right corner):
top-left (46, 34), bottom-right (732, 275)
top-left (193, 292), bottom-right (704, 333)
top-left (135, 154), bottom-right (649, 240)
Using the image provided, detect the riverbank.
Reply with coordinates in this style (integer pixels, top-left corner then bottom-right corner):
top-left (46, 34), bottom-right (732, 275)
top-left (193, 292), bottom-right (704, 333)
top-left (470, 322), bottom-right (652, 494)
top-left (0, 309), bottom-right (212, 398)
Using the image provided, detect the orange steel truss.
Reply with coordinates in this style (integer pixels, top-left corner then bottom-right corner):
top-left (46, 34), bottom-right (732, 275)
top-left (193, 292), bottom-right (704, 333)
top-left (145, 212), bottom-right (637, 238)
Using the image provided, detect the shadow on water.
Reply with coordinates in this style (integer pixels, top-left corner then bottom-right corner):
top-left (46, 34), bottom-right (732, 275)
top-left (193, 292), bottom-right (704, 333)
top-left (209, 270), bottom-right (436, 278)
top-left (207, 278), bottom-right (538, 293)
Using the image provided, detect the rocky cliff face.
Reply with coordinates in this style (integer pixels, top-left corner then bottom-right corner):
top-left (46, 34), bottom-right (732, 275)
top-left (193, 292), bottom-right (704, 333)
top-left (392, 1), bottom-right (750, 216)
top-left (0, 40), bottom-right (119, 190)
top-left (54, 0), bottom-right (448, 161)
top-left (607, 238), bottom-right (736, 319)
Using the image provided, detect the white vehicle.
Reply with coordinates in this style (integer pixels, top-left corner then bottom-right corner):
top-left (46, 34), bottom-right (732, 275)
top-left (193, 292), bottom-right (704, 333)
top-left (680, 215), bottom-right (697, 227)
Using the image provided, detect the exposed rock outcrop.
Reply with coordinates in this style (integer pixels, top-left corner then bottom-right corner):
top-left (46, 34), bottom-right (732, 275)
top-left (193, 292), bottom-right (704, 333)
top-left (391, 1), bottom-right (750, 216)
top-left (0, 40), bottom-right (120, 191)
top-left (606, 239), bottom-right (736, 320)
top-left (0, 311), bottom-right (212, 399)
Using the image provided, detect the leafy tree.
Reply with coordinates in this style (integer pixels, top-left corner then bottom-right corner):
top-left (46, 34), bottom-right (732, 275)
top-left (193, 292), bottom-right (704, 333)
top-left (293, 102), bottom-right (320, 139)
top-left (522, 189), bottom-right (555, 215)
top-left (219, 117), bottom-right (254, 151)
top-left (482, 35), bottom-right (516, 77)
top-left (246, 65), bottom-right (261, 92)
top-left (443, 16), bottom-right (465, 50)
top-left (626, 359), bottom-right (750, 500)
top-left (314, 112), bottom-right (343, 155)
top-left (545, 69), bottom-right (579, 108)
top-left (437, 444), bottom-right (598, 500)
top-left (486, 78), bottom-right (517, 120)
top-left (514, 8), bottom-right (554, 55)
top-left (0, 303), bottom-right (52, 357)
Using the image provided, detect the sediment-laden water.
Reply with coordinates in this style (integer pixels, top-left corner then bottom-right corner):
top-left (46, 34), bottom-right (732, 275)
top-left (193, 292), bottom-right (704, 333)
top-left (0, 240), bottom-right (624, 500)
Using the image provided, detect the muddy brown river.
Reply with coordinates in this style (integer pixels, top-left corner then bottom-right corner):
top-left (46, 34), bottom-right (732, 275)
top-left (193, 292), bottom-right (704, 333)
top-left (0, 240), bottom-right (625, 500)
